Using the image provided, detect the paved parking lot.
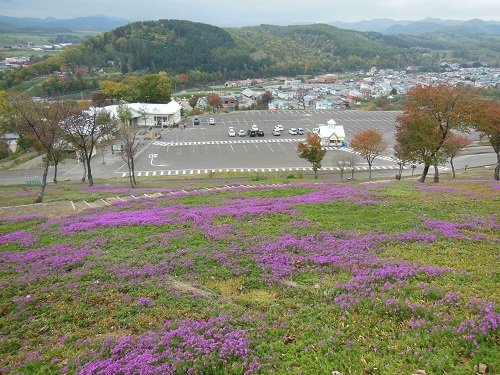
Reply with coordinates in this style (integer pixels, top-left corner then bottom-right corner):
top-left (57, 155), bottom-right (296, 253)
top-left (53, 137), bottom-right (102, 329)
top-left (113, 109), bottom-right (493, 179)
top-left (173, 109), bottom-right (400, 142)
top-left (116, 109), bottom-right (403, 177)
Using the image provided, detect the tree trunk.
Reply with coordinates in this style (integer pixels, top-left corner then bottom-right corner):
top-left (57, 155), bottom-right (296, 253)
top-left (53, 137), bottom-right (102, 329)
top-left (368, 162), bottom-right (372, 181)
top-left (419, 164), bottom-right (430, 183)
top-left (81, 158), bottom-right (87, 183)
top-left (450, 157), bottom-right (456, 178)
top-left (340, 169), bottom-right (344, 180)
top-left (398, 163), bottom-right (404, 179)
top-left (53, 162), bottom-right (58, 184)
top-left (101, 147), bottom-right (105, 164)
top-left (495, 152), bottom-right (499, 181)
top-left (86, 154), bottom-right (93, 187)
top-left (127, 158), bottom-right (134, 188)
top-left (351, 167), bottom-right (355, 179)
top-left (35, 155), bottom-right (50, 203)
top-left (433, 165), bottom-right (439, 183)
top-left (131, 155), bottom-right (137, 185)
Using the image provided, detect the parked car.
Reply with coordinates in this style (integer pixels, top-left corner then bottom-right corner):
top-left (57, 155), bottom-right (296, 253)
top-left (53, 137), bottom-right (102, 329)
top-left (272, 129), bottom-right (281, 136)
top-left (248, 130), bottom-right (257, 137)
top-left (208, 118), bottom-right (215, 125)
top-left (238, 129), bottom-right (246, 137)
top-left (297, 128), bottom-right (304, 135)
top-left (228, 127), bottom-right (236, 137)
top-left (257, 130), bottom-right (264, 137)
top-left (312, 127), bottom-right (320, 134)
top-left (274, 124), bottom-right (284, 131)
top-left (288, 128), bottom-right (298, 135)
top-left (251, 124), bottom-right (259, 131)
top-left (193, 117), bottom-right (200, 125)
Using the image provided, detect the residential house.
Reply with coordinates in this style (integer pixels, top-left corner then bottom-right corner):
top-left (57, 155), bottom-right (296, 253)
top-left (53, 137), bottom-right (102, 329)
top-left (268, 99), bottom-right (289, 110)
top-left (241, 88), bottom-right (259, 99)
top-left (315, 100), bottom-right (336, 110)
top-left (220, 95), bottom-right (238, 111)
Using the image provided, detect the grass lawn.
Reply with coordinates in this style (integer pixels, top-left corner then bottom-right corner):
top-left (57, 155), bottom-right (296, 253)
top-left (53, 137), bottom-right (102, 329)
top-left (0, 174), bottom-right (498, 374)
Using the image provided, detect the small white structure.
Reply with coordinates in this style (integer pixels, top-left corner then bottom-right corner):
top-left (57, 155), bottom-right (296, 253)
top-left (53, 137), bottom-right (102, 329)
top-left (103, 100), bottom-right (183, 127)
top-left (317, 119), bottom-right (345, 146)
top-left (0, 133), bottom-right (20, 152)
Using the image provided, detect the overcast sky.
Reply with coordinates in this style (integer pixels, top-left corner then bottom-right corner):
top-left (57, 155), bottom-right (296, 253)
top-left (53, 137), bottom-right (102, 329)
top-left (1, 0), bottom-right (499, 25)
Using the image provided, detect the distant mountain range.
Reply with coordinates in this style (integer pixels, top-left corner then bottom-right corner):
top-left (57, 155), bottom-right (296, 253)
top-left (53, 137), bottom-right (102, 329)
top-left (330, 18), bottom-right (500, 36)
top-left (1, 15), bottom-right (500, 36)
top-left (0, 15), bottom-right (129, 32)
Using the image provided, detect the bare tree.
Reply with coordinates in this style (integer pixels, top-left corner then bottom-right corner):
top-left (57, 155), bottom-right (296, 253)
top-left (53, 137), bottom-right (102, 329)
top-left (50, 142), bottom-right (70, 183)
top-left (116, 105), bottom-right (140, 188)
top-left (9, 95), bottom-right (71, 202)
top-left (332, 153), bottom-right (350, 180)
top-left (97, 135), bottom-right (114, 165)
top-left (347, 153), bottom-right (359, 179)
top-left (62, 106), bottom-right (117, 187)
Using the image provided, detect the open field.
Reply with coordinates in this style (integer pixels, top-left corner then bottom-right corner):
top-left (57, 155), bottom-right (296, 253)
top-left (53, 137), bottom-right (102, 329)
top-left (0, 174), bottom-right (499, 374)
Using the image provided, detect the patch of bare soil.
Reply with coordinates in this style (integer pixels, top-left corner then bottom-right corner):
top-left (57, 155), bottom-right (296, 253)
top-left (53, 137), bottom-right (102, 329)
top-left (0, 201), bottom-right (75, 218)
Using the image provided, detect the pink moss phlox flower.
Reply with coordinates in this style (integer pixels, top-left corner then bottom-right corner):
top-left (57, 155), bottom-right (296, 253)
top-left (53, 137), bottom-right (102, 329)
top-left (456, 298), bottom-right (500, 337)
top-left (78, 316), bottom-right (260, 374)
top-left (0, 230), bottom-right (38, 247)
top-left (1, 244), bottom-right (91, 281)
top-left (419, 215), bottom-right (499, 239)
top-left (418, 186), bottom-right (461, 194)
top-left (58, 186), bottom-right (376, 234)
top-left (136, 297), bottom-right (155, 307)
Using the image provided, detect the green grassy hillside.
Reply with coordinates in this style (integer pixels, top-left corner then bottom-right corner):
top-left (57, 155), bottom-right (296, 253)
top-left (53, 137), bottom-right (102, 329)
top-left (1, 175), bottom-right (499, 374)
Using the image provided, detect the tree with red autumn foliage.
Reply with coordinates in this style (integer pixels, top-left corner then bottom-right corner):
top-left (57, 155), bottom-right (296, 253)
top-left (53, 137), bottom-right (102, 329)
top-left (474, 99), bottom-right (500, 181)
top-left (297, 133), bottom-right (326, 179)
top-left (395, 84), bottom-right (478, 183)
top-left (443, 133), bottom-right (472, 178)
top-left (350, 128), bottom-right (387, 181)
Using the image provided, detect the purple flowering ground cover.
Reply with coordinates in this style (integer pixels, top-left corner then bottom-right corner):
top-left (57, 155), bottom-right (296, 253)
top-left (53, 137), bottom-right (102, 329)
top-left (0, 178), bottom-right (499, 374)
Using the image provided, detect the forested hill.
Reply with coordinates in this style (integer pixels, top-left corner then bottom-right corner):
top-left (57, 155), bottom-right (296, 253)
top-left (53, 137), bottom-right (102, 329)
top-left (70, 20), bottom-right (497, 76)
top-left (227, 24), bottom-right (419, 73)
top-left (69, 19), bottom-right (260, 75)
top-left (1, 19), bottom-right (499, 93)
top-left (64, 20), bottom-right (427, 76)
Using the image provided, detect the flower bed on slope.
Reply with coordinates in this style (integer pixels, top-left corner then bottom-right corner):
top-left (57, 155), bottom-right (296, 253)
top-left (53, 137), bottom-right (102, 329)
top-left (0, 180), bottom-right (498, 374)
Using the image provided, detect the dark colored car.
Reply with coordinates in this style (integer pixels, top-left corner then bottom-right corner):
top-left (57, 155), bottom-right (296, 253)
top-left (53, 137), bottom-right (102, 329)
top-left (193, 117), bottom-right (200, 125)
top-left (257, 130), bottom-right (264, 137)
top-left (248, 130), bottom-right (257, 137)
